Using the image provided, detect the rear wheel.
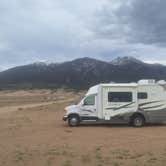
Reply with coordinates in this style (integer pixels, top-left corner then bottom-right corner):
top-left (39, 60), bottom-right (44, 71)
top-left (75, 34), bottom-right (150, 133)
top-left (132, 115), bottom-right (145, 127)
top-left (68, 115), bottom-right (80, 127)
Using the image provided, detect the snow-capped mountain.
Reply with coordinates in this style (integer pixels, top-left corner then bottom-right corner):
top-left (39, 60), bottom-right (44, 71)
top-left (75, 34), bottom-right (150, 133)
top-left (110, 56), bottom-right (144, 66)
top-left (0, 56), bottom-right (166, 89)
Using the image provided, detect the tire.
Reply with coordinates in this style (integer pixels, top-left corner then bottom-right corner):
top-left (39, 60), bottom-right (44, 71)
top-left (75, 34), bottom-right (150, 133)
top-left (132, 115), bottom-right (145, 127)
top-left (68, 115), bottom-right (80, 127)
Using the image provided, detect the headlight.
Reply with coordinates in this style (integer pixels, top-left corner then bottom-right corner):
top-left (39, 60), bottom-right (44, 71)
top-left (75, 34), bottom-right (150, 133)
top-left (64, 109), bottom-right (68, 113)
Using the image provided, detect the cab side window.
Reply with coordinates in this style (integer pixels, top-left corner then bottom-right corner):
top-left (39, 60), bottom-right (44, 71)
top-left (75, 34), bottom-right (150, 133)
top-left (138, 92), bottom-right (148, 99)
top-left (84, 95), bottom-right (95, 105)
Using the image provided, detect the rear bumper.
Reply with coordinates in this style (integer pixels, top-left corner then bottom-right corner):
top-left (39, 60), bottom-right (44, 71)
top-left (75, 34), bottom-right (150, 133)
top-left (63, 115), bottom-right (68, 121)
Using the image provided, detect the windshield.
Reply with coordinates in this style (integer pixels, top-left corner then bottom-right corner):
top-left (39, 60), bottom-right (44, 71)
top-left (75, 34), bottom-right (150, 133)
top-left (83, 95), bottom-right (95, 105)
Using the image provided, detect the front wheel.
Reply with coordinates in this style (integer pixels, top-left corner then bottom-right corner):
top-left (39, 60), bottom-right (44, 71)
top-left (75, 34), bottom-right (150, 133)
top-left (68, 115), bottom-right (80, 127)
top-left (132, 115), bottom-right (145, 127)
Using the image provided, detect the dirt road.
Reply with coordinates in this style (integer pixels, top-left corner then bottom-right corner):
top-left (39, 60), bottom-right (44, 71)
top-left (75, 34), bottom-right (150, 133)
top-left (0, 99), bottom-right (74, 114)
top-left (0, 90), bottom-right (166, 166)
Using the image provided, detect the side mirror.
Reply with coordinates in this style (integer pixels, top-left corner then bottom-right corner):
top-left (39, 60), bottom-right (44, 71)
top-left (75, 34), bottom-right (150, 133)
top-left (79, 100), bottom-right (84, 106)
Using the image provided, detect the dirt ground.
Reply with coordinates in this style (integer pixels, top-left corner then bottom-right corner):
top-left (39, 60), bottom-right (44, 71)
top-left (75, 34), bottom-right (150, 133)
top-left (0, 89), bottom-right (166, 166)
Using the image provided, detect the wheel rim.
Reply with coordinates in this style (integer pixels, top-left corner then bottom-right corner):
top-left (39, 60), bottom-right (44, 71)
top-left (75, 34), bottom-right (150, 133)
top-left (134, 117), bottom-right (143, 126)
top-left (70, 117), bottom-right (78, 126)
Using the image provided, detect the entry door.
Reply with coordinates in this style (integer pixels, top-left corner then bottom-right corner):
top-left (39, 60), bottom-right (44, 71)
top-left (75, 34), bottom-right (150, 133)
top-left (103, 88), bottom-right (137, 120)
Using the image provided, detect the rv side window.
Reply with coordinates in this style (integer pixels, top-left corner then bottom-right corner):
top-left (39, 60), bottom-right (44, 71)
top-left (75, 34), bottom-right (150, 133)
top-left (138, 92), bottom-right (148, 99)
top-left (84, 95), bottom-right (95, 105)
top-left (108, 92), bottom-right (132, 102)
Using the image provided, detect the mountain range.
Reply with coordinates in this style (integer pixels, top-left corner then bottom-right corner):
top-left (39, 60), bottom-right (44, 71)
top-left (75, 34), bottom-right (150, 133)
top-left (0, 56), bottom-right (166, 89)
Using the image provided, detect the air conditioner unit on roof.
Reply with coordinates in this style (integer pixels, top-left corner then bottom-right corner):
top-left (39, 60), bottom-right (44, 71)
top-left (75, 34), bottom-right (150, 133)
top-left (138, 79), bottom-right (155, 84)
top-left (157, 80), bottom-right (166, 84)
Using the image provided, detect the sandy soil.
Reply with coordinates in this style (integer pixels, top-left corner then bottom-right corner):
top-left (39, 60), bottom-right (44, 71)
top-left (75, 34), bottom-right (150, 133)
top-left (0, 89), bottom-right (166, 166)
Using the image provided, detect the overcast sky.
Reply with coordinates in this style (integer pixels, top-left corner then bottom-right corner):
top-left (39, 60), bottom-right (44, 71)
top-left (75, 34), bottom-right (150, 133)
top-left (0, 0), bottom-right (166, 70)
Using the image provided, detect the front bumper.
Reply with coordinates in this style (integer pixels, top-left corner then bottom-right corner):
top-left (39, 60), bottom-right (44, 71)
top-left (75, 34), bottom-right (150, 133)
top-left (63, 115), bottom-right (68, 121)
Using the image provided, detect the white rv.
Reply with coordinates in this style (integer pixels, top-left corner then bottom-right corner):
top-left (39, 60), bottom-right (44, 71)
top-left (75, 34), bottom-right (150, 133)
top-left (63, 80), bottom-right (166, 127)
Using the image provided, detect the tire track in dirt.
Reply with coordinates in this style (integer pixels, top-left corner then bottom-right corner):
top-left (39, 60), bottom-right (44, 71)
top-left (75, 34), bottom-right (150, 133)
top-left (0, 99), bottom-right (74, 114)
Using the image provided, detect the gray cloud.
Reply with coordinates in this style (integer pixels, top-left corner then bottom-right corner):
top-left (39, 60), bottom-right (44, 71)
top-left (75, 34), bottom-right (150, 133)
top-left (0, 0), bottom-right (166, 70)
top-left (94, 0), bottom-right (166, 45)
top-left (130, 0), bottom-right (166, 45)
top-left (0, 0), bottom-right (98, 68)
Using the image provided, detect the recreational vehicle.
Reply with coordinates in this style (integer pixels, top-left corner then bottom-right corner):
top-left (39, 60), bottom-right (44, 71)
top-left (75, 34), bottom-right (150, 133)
top-left (63, 80), bottom-right (166, 127)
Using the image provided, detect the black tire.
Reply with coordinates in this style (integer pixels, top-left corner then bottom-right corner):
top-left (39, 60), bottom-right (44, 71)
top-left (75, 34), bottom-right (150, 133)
top-left (132, 115), bottom-right (145, 127)
top-left (68, 115), bottom-right (80, 127)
